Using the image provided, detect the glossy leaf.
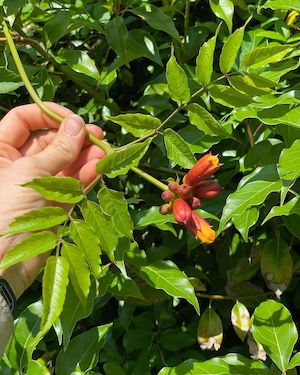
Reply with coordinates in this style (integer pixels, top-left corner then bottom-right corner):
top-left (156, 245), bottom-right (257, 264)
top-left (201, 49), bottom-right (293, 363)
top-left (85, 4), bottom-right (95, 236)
top-left (209, 85), bottom-right (253, 108)
top-left (196, 29), bottom-right (218, 86)
top-left (98, 186), bottom-right (133, 239)
top-left (231, 302), bottom-right (250, 341)
top-left (288, 352), bottom-right (300, 370)
top-left (187, 103), bottom-right (227, 137)
top-left (164, 128), bottom-right (196, 168)
top-left (41, 256), bottom-right (69, 334)
top-left (96, 138), bottom-right (153, 178)
top-left (0, 67), bottom-right (24, 93)
top-left (263, 197), bottom-right (300, 223)
top-left (243, 45), bottom-right (294, 70)
top-left (23, 176), bottom-right (84, 203)
top-left (70, 220), bottom-right (101, 278)
top-left (105, 17), bottom-right (128, 63)
top-left (56, 323), bottom-right (112, 375)
top-left (108, 113), bottom-right (160, 137)
top-left (263, 0), bottom-right (300, 12)
top-left (228, 74), bottom-right (275, 97)
top-left (61, 243), bottom-right (91, 304)
top-left (232, 207), bottom-right (259, 242)
top-left (108, 273), bottom-right (144, 300)
top-left (158, 353), bottom-right (269, 374)
top-left (219, 165), bottom-right (282, 231)
top-left (0, 231), bottom-right (57, 270)
top-left (260, 238), bottom-right (293, 297)
top-left (220, 24), bottom-right (245, 73)
top-left (81, 201), bottom-right (118, 261)
top-left (209, 0), bottom-right (234, 33)
top-left (197, 307), bottom-right (223, 350)
top-left (278, 139), bottom-right (300, 181)
top-left (43, 11), bottom-right (72, 48)
top-left (5, 301), bottom-right (43, 370)
top-left (131, 5), bottom-right (180, 40)
top-left (253, 300), bottom-right (298, 371)
top-left (4, 206), bottom-right (67, 235)
top-left (166, 49), bottom-right (190, 104)
top-left (140, 260), bottom-right (200, 314)
top-left (60, 282), bottom-right (97, 350)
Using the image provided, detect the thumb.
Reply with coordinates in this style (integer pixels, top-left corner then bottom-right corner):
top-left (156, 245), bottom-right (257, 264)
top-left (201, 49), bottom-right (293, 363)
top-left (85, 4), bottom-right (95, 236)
top-left (32, 114), bottom-right (86, 175)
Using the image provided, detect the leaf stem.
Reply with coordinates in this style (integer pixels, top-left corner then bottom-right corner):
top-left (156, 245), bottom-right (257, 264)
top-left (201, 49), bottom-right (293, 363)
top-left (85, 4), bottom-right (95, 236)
top-left (196, 291), bottom-right (274, 300)
top-left (131, 167), bottom-right (168, 191)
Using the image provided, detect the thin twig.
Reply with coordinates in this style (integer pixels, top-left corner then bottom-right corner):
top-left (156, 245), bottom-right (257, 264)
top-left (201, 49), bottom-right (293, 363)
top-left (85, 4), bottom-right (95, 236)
top-left (196, 291), bottom-right (273, 300)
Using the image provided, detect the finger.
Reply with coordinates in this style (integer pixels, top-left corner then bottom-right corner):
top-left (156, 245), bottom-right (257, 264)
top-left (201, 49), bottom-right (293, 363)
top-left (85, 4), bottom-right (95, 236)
top-left (0, 102), bottom-right (73, 149)
top-left (73, 159), bottom-right (102, 189)
top-left (19, 124), bottom-right (104, 156)
top-left (58, 144), bottom-right (105, 177)
top-left (31, 114), bottom-right (86, 175)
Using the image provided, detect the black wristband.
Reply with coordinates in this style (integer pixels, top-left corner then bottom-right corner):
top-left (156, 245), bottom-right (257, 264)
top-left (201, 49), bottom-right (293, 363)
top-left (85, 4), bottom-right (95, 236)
top-left (0, 277), bottom-right (16, 312)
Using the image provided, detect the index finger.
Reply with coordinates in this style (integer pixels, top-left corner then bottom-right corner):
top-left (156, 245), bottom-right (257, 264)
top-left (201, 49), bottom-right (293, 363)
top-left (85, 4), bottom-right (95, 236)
top-left (0, 102), bottom-right (73, 149)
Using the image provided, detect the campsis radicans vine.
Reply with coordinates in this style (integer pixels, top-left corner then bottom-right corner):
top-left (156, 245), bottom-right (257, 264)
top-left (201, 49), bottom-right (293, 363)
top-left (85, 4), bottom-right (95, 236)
top-left (160, 153), bottom-right (221, 244)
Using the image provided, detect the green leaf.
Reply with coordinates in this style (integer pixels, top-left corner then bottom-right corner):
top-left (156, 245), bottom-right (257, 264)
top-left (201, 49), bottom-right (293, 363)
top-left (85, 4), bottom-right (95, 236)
top-left (242, 45), bottom-right (294, 70)
top-left (60, 282), bottom-right (97, 350)
top-left (41, 256), bottom-right (69, 334)
top-left (4, 207), bottom-right (67, 235)
top-left (96, 138), bottom-right (153, 178)
top-left (70, 220), bottom-right (101, 278)
top-left (232, 207), bottom-right (259, 242)
top-left (263, 197), bottom-right (300, 223)
top-left (108, 113), bottom-right (160, 137)
top-left (56, 323), bottom-right (112, 375)
top-left (81, 201), bottom-right (118, 261)
top-left (166, 49), bottom-right (190, 104)
top-left (131, 5), bottom-right (180, 40)
top-left (98, 186), bottom-right (133, 239)
top-left (43, 10), bottom-right (72, 48)
top-left (260, 238), bottom-right (293, 298)
top-left (164, 128), bottom-right (196, 168)
top-left (61, 243), bottom-right (91, 305)
top-left (56, 50), bottom-right (101, 83)
top-left (158, 353), bottom-right (269, 375)
top-left (23, 176), bottom-right (84, 204)
top-left (135, 206), bottom-right (176, 229)
top-left (219, 165), bottom-right (282, 231)
top-left (198, 307), bottom-right (223, 351)
top-left (103, 362), bottom-right (127, 375)
top-left (263, 0), bottom-right (300, 12)
top-left (288, 352), bottom-right (300, 370)
top-left (105, 17), bottom-right (128, 64)
top-left (258, 106), bottom-right (300, 128)
top-left (108, 273), bottom-right (144, 300)
top-left (209, 0), bottom-right (234, 33)
top-left (220, 24), bottom-right (245, 73)
top-left (27, 360), bottom-right (48, 375)
top-left (231, 302), bottom-right (250, 342)
top-left (209, 85), bottom-right (253, 108)
top-left (140, 260), bottom-right (200, 314)
top-left (0, 67), bottom-right (24, 94)
top-left (278, 140), bottom-right (300, 181)
top-left (228, 74), bottom-right (275, 97)
top-left (187, 103), bottom-right (227, 137)
top-left (253, 300), bottom-right (298, 371)
top-left (0, 231), bottom-right (57, 270)
top-left (5, 301), bottom-right (43, 370)
top-left (196, 28), bottom-right (219, 86)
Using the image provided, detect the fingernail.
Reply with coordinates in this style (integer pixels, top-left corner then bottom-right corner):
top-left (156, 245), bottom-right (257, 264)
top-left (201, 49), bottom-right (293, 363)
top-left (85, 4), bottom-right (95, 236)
top-left (64, 115), bottom-right (84, 136)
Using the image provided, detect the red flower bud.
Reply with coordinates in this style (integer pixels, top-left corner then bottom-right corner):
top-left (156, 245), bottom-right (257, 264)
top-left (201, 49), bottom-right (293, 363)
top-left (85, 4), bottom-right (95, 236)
top-left (184, 153), bottom-right (220, 186)
top-left (187, 197), bottom-right (201, 209)
top-left (178, 184), bottom-right (192, 200)
top-left (161, 190), bottom-right (175, 202)
top-left (168, 181), bottom-right (179, 192)
top-left (172, 198), bottom-right (192, 224)
top-left (186, 211), bottom-right (216, 244)
top-left (193, 180), bottom-right (222, 199)
top-left (160, 203), bottom-right (172, 215)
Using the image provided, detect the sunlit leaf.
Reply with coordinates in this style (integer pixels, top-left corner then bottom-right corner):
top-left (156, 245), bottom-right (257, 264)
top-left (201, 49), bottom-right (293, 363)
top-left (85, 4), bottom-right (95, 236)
top-left (164, 128), bottom-right (196, 168)
top-left (231, 302), bottom-right (250, 341)
top-left (197, 307), bottom-right (223, 350)
top-left (108, 113), bottom-right (160, 137)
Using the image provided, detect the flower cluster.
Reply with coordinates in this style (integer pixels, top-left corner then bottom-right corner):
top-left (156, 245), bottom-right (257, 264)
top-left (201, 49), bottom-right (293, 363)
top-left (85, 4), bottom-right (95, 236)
top-left (160, 153), bottom-right (221, 244)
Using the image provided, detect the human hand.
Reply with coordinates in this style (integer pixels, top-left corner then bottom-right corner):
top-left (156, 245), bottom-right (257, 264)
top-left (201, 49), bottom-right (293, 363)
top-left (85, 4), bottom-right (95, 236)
top-left (0, 102), bottom-right (105, 299)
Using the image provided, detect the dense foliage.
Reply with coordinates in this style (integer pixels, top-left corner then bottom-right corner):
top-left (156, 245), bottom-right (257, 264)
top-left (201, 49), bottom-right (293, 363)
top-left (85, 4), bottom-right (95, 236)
top-left (1, 0), bottom-right (300, 373)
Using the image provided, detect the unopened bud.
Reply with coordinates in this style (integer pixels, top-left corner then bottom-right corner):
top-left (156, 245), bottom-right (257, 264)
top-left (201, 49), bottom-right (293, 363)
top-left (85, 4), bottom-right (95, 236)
top-left (193, 180), bottom-right (222, 199)
top-left (161, 190), bottom-right (175, 202)
top-left (168, 181), bottom-right (179, 192)
top-left (187, 197), bottom-right (201, 209)
top-left (178, 184), bottom-right (192, 199)
top-left (172, 198), bottom-right (192, 224)
top-left (184, 153), bottom-right (220, 186)
top-left (160, 203), bottom-right (171, 215)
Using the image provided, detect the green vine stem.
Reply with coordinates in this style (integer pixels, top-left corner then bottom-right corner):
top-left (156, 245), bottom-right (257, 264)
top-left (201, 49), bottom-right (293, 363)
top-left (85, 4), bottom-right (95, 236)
top-left (1, 20), bottom-right (168, 191)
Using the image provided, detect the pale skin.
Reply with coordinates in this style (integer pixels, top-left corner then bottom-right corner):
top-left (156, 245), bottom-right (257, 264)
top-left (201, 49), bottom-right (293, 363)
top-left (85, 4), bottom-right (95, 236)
top-left (0, 102), bottom-right (106, 299)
